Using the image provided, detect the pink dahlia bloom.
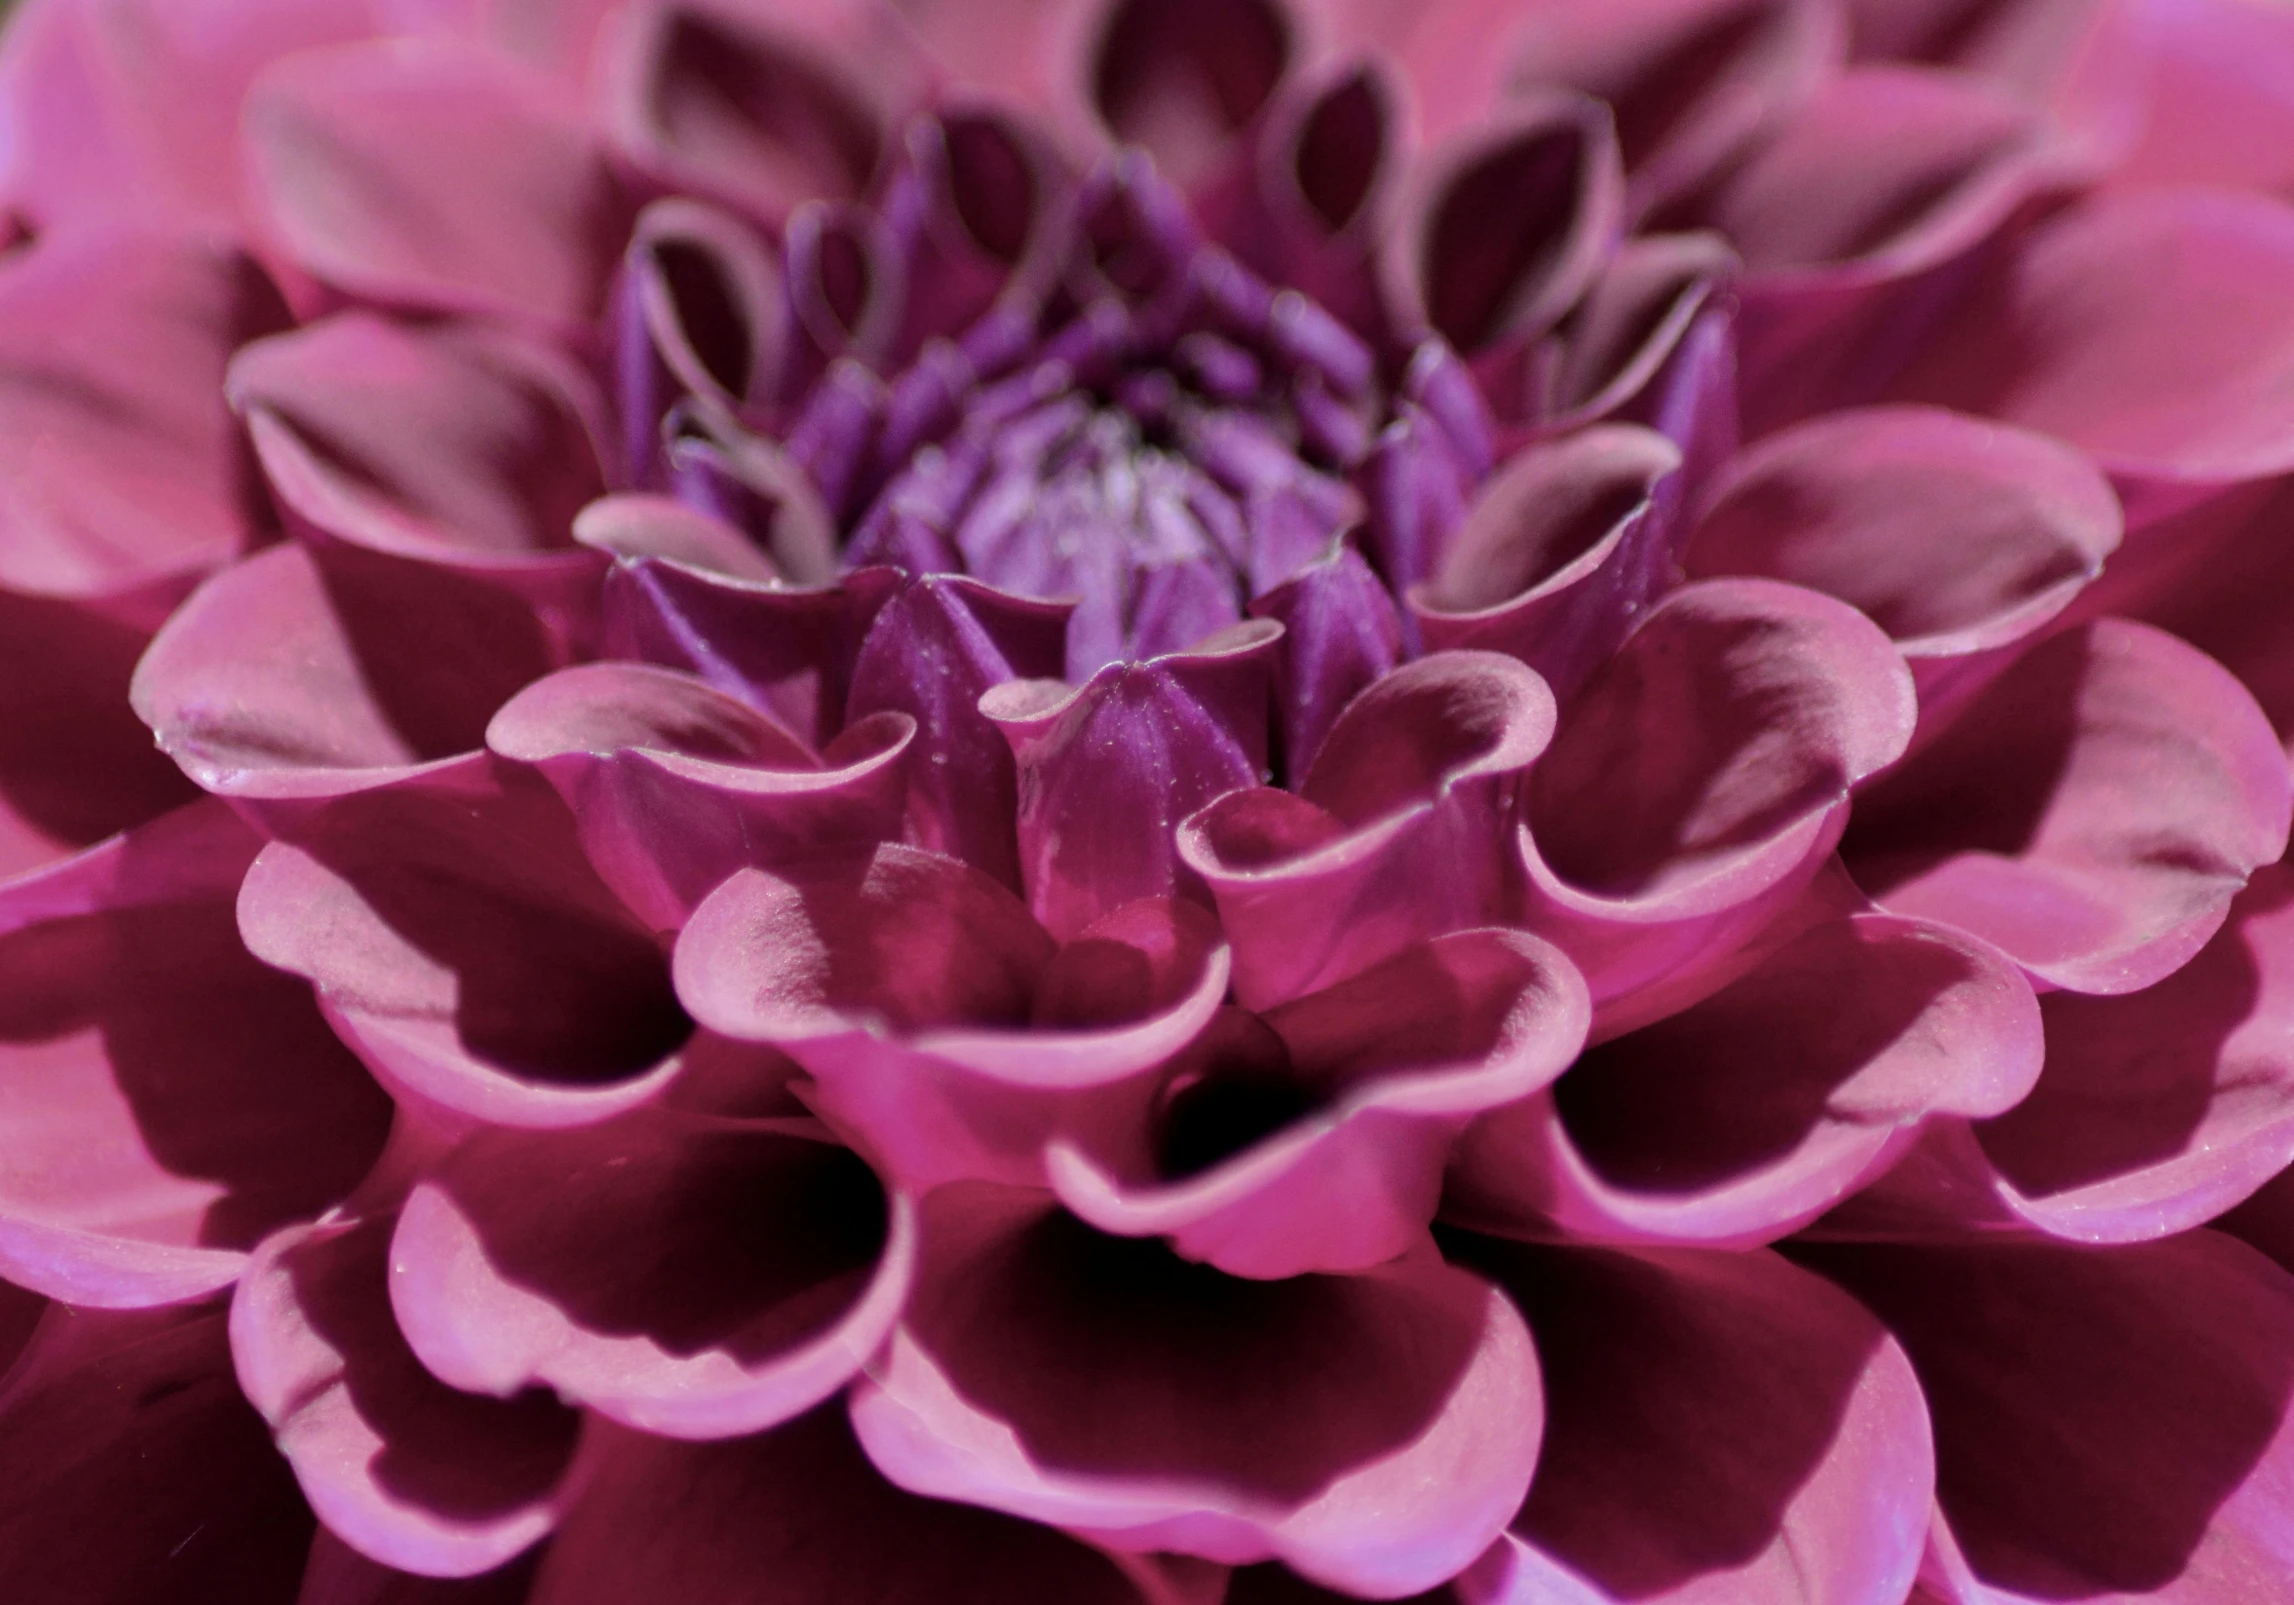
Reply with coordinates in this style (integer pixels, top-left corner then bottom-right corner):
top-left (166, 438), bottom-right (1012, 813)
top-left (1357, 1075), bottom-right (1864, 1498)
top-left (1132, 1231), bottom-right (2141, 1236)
top-left (9, 0), bottom-right (2294, 1599)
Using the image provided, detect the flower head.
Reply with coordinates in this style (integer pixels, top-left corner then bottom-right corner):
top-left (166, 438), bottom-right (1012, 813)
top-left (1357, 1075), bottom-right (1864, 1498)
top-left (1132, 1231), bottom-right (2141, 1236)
top-left (6, 0), bottom-right (2294, 1601)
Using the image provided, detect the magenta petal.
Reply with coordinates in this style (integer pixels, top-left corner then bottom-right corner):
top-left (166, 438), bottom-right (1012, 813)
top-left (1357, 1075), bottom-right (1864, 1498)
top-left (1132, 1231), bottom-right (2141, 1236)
top-left (1688, 405), bottom-right (2122, 668)
top-left (2112, 0), bottom-right (2294, 196)
top-left (0, 800), bottom-right (391, 1307)
top-left (133, 542), bottom-right (558, 804)
top-left (1540, 231), bottom-right (1740, 430)
top-left (1248, 539), bottom-right (1406, 786)
top-left (1086, 0), bottom-right (1297, 192)
top-left (1516, 578), bottom-right (1915, 1025)
top-left (1451, 912), bottom-right (2041, 1247)
top-left (984, 621), bottom-right (1280, 941)
top-left (1413, 425), bottom-right (1684, 700)
top-left (529, 1406), bottom-right (1150, 1605)
top-left (571, 492), bottom-right (782, 582)
top-left (233, 1216), bottom-right (577, 1578)
top-left (886, 107), bottom-right (1073, 354)
top-left (1801, 1232), bottom-right (2294, 1604)
top-left (614, 197), bottom-right (784, 480)
top-left (228, 313), bottom-right (608, 616)
top-left (236, 757), bottom-right (694, 1128)
top-left (1888, 188), bottom-right (2294, 489)
top-left (1387, 92), bottom-right (1625, 417)
top-left (1458, 1241), bottom-right (1931, 1605)
top-left (1509, 0), bottom-right (1846, 222)
top-left (1841, 863), bottom-right (2294, 1245)
top-left (0, 226), bottom-right (284, 600)
top-left (388, 1109), bottom-right (911, 1441)
top-left (297, 1529), bottom-right (544, 1605)
top-left (1049, 928), bottom-right (1589, 1279)
top-left (1845, 619), bottom-right (2294, 994)
top-left (845, 574), bottom-right (1072, 890)
top-left (489, 661), bottom-right (912, 931)
top-left (602, 0), bottom-right (892, 227)
top-left (1181, 650), bottom-right (1555, 1009)
top-left (246, 38), bottom-right (630, 326)
top-left (0, 1304), bottom-right (313, 1602)
top-left (851, 1187), bottom-right (1541, 1596)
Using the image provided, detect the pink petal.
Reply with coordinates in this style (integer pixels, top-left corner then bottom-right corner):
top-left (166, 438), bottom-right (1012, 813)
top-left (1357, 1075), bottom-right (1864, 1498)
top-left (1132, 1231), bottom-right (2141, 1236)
top-left (850, 1185), bottom-right (1542, 1597)
top-left (1844, 619), bottom-right (2294, 994)
top-left (132, 541), bottom-right (559, 806)
top-left (570, 492), bottom-right (782, 582)
top-left (1087, 0), bottom-right (1299, 192)
top-left (2110, 0), bottom-right (2294, 196)
top-left (0, 1303), bottom-right (313, 1601)
top-left (1385, 92), bottom-right (1625, 420)
top-left (227, 312), bottom-right (609, 635)
top-left (528, 1407), bottom-right (1151, 1605)
top-left (1831, 862), bottom-right (2294, 1244)
top-left (1802, 1232), bottom-right (2294, 1605)
top-left (1232, 61), bottom-right (1401, 338)
top-left (984, 621), bottom-right (1280, 941)
top-left (296, 1528), bottom-right (544, 1605)
top-left (1507, 0), bottom-right (1846, 223)
top-left (1413, 425), bottom-right (1685, 700)
top-left (246, 38), bottom-right (631, 326)
top-left (1887, 188), bottom-right (2294, 489)
top-left (1516, 578), bottom-right (1915, 1026)
top-left (600, 0), bottom-right (898, 228)
top-left (1538, 231), bottom-right (1741, 431)
top-left (1180, 650), bottom-right (1555, 1009)
top-left (388, 1109), bottom-right (912, 1440)
top-left (1688, 405), bottom-right (2122, 670)
top-left (1048, 927), bottom-right (1589, 1278)
top-left (233, 1216), bottom-right (578, 1577)
top-left (1450, 912), bottom-right (2041, 1247)
top-left (236, 757), bottom-right (693, 1129)
top-left (1458, 1240), bottom-right (1931, 1605)
top-left (0, 800), bottom-right (391, 1307)
top-left (489, 661), bottom-right (913, 931)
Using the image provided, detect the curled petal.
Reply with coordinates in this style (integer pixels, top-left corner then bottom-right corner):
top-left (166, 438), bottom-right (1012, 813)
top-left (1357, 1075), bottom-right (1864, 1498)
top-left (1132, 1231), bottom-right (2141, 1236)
top-left (389, 1110), bottom-right (912, 1441)
top-left (529, 1406), bottom-right (1152, 1605)
top-left (1832, 863), bottom-right (2294, 1244)
top-left (133, 542), bottom-right (560, 806)
top-left (1413, 424), bottom-right (1685, 700)
top-left (1539, 230), bottom-right (1739, 430)
top-left (851, 1186), bottom-right (1543, 1597)
top-left (1238, 62), bottom-right (1401, 337)
top-left (1450, 913), bottom-right (2042, 1247)
top-left (1688, 405), bottom-right (2122, 669)
top-left (1800, 1232), bottom-right (2294, 1605)
top-left (984, 621), bottom-right (1280, 941)
top-left (602, 0), bottom-right (894, 227)
top-left (1516, 578), bottom-right (1915, 1025)
top-left (885, 107), bottom-right (1073, 353)
top-left (232, 1216), bottom-right (578, 1578)
top-left (1455, 1240), bottom-right (1932, 1605)
top-left (1049, 928), bottom-right (1590, 1278)
top-left (570, 492), bottom-right (781, 580)
top-left (1082, 0), bottom-right (1298, 192)
top-left (1181, 650), bottom-right (1555, 1009)
top-left (245, 38), bottom-right (631, 326)
top-left (845, 574), bottom-right (1072, 891)
top-left (0, 1304), bottom-right (313, 1600)
top-left (1844, 619), bottom-right (2294, 994)
top-left (1888, 188), bottom-right (2294, 490)
top-left (1509, 0), bottom-right (1846, 222)
top-left (489, 661), bottom-right (913, 931)
top-left (296, 1528), bottom-right (544, 1605)
top-left (1248, 539), bottom-right (1405, 786)
top-left (1387, 92), bottom-right (1625, 417)
top-left (236, 756), bottom-right (695, 1128)
top-left (0, 801), bottom-right (391, 1307)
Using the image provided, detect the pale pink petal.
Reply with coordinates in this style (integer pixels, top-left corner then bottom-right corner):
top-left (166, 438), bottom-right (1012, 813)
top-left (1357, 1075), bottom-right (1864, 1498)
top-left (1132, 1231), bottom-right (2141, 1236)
top-left (246, 38), bottom-right (631, 326)
top-left (1450, 912), bottom-right (2041, 1247)
top-left (232, 1216), bottom-right (577, 1577)
top-left (235, 757), bottom-right (693, 1129)
top-left (296, 1528), bottom-right (543, 1605)
top-left (1180, 650), bottom-right (1554, 1009)
top-left (1844, 619), bottom-right (2294, 994)
top-left (2110, 0), bottom-right (2294, 197)
top-left (489, 661), bottom-right (913, 931)
top-left (1515, 578), bottom-right (1915, 1027)
top-left (1458, 1240), bottom-right (1932, 1605)
top-left (0, 801), bottom-right (391, 1307)
top-left (388, 1109), bottom-right (912, 1440)
top-left (850, 1185), bottom-right (1542, 1597)
top-left (1048, 928), bottom-right (1588, 1278)
top-left (1803, 1232), bottom-right (2294, 1605)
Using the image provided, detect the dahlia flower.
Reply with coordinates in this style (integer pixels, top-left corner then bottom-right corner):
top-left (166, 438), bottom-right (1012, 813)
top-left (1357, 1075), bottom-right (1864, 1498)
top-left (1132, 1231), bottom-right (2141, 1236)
top-left (7, 0), bottom-right (2294, 1599)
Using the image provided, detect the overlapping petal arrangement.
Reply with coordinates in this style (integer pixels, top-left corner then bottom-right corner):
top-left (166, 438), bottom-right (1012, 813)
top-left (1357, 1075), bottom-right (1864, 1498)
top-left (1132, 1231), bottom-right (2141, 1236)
top-left (8, 0), bottom-right (2294, 1599)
